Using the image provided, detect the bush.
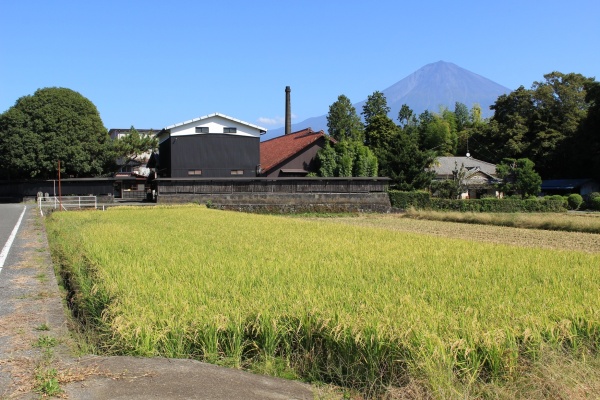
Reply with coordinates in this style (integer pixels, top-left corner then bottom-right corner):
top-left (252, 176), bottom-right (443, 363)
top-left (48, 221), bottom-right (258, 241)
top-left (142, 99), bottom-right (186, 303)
top-left (567, 193), bottom-right (584, 210)
top-left (388, 190), bottom-right (430, 209)
top-left (588, 193), bottom-right (600, 211)
top-left (545, 195), bottom-right (568, 209)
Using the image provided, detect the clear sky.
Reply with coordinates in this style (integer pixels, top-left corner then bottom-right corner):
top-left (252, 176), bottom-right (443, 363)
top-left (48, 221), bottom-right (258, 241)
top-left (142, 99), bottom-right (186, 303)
top-left (1, 0), bottom-right (598, 132)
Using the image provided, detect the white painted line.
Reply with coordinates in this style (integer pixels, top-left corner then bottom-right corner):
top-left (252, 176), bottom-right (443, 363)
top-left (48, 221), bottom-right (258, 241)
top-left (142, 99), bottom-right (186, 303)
top-left (0, 206), bottom-right (27, 274)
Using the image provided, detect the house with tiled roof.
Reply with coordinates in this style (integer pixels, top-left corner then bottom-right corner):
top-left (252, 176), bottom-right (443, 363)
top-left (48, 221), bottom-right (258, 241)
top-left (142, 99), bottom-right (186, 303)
top-left (431, 156), bottom-right (501, 198)
top-left (259, 128), bottom-right (335, 177)
top-left (150, 113), bottom-right (266, 178)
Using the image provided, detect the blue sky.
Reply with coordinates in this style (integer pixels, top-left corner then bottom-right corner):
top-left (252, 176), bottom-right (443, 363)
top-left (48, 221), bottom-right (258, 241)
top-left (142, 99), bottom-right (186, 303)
top-left (1, 0), bottom-right (598, 132)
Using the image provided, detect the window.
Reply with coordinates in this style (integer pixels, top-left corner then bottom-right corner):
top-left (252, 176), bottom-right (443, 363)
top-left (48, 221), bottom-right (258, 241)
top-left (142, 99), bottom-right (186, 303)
top-left (230, 170), bottom-right (244, 175)
top-left (223, 127), bottom-right (237, 133)
top-left (188, 169), bottom-right (202, 176)
top-left (195, 127), bottom-right (209, 133)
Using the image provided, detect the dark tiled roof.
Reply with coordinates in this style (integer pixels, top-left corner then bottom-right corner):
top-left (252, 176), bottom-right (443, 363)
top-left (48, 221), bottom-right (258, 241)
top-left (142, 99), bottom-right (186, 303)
top-left (260, 128), bottom-right (333, 173)
top-left (541, 179), bottom-right (597, 190)
top-left (433, 156), bottom-right (497, 177)
top-left (109, 128), bottom-right (157, 139)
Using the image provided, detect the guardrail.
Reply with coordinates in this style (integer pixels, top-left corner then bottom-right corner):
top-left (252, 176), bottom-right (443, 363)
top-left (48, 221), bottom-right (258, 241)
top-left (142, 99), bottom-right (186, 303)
top-left (38, 195), bottom-right (97, 215)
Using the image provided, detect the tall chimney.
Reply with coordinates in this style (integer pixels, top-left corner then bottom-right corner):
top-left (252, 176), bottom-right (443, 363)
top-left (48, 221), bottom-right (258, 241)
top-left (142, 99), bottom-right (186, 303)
top-left (285, 86), bottom-right (291, 135)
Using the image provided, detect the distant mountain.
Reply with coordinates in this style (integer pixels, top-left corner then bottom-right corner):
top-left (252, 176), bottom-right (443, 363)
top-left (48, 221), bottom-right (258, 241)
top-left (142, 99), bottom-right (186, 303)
top-left (262, 61), bottom-right (511, 141)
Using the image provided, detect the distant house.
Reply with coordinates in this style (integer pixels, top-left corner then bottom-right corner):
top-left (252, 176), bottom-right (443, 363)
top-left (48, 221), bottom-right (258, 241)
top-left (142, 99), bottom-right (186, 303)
top-left (150, 113), bottom-right (266, 178)
top-left (431, 156), bottom-right (501, 199)
top-left (541, 179), bottom-right (599, 197)
top-left (108, 128), bottom-right (156, 176)
top-left (259, 128), bottom-right (334, 177)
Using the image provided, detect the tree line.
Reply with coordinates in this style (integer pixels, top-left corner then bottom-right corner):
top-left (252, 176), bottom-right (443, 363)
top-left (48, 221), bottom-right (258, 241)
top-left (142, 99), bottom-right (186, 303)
top-left (1, 72), bottom-right (598, 190)
top-left (317, 71), bottom-right (600, 194)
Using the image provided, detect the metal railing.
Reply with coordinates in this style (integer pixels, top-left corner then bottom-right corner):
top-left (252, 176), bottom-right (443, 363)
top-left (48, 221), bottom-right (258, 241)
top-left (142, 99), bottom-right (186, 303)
top-left (38, 195), bottom-right (97, 214)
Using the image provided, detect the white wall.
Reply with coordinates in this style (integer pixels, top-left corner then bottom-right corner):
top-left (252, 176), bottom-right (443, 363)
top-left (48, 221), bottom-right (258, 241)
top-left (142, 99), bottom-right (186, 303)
top-left (168, 114), bottom-right (265, 138)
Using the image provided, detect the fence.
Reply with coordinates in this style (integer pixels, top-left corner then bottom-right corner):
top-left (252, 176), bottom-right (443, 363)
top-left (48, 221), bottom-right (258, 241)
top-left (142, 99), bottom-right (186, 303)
top-left (38, 195), bottom-right (97, 215)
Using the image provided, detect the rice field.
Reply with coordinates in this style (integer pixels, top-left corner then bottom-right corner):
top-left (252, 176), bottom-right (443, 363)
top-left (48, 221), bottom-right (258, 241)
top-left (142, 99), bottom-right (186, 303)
top-left (46, 205), bottom-right (600, 398)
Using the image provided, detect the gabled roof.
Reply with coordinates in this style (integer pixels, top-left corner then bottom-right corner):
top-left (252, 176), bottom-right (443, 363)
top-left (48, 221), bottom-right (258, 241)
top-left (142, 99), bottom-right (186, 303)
top-left (260, 128), bottom-right (333, 173)
top-left (163, 112), bottom-right (267, 133)
top-left (108, 128), bottom-right (157, 139)
top-left (541, 179), bottom-right (597, 190)
top-left (432, 156), bottom-right (497, 177)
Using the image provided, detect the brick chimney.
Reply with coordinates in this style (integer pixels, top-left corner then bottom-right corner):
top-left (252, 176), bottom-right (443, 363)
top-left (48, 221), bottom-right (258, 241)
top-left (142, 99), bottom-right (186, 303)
top-left (285, 86), bottom-right (291, 135)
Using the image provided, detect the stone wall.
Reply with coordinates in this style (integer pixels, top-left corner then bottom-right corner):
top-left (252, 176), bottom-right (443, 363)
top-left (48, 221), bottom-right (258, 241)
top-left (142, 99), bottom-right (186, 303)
top-left (157, 192), bottom-right (392, 213)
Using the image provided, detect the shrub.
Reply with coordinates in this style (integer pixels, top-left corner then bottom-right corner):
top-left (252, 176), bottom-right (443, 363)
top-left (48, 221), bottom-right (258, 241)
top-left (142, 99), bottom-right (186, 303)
top-left (567, 193), bottom-right (584, 210)
top-left (586, 192), bottom-right (600, 211)
top-left (388, 191), bottom-right (565, 212)
top-left (388, 190), bottom-right (430, 209)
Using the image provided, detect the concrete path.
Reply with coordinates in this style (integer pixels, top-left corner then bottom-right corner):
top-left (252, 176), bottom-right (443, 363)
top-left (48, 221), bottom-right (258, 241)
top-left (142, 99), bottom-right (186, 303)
top-left (0, 205), bottom-right (316, 399)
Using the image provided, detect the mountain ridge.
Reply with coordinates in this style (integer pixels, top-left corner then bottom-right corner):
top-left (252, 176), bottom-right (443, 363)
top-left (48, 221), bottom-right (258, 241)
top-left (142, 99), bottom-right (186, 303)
top-left (262, 61), bottom-right (510, 140)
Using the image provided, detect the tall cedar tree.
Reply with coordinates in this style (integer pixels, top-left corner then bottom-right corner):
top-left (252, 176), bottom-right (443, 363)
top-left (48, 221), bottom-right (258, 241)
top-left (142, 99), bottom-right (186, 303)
top-left (326, 95), bottom-right (364, 142)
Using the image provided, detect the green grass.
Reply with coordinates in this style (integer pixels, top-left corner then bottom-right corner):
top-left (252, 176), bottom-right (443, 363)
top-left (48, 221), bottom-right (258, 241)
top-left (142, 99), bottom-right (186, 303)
top-left (46, 205), bottom-right (600, 398)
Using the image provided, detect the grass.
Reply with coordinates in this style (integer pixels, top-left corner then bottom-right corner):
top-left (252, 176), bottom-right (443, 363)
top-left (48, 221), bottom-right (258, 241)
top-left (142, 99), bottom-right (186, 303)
top-left (46, 205), bottom-right (600, 398)
top-left (404, 208), bottom-right (600, 234)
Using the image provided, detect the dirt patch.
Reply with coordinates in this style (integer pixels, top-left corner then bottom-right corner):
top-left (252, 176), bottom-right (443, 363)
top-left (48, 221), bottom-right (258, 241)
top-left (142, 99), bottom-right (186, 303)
top-left (314, 214), bottom-right (600, 253)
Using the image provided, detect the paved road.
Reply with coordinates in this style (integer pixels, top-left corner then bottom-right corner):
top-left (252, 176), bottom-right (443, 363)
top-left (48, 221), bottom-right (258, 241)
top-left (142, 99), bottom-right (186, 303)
top-left (0, 205), bottom-right (317, 400)
top-left (0, 204), bottom-right (27, 271)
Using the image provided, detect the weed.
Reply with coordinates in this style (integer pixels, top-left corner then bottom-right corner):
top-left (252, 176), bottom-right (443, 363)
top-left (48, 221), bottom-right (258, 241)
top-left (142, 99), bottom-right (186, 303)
top-left (34, 368), bottom-right (62, 396)
top-left (36, 323), bottom-right (50, 331)
top-left (34, 335), bottom-right (57, 348)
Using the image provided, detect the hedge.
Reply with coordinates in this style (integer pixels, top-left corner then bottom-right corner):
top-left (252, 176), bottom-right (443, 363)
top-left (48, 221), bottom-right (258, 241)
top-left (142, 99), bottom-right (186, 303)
top-left (388, 190), bottom-right (566, 213)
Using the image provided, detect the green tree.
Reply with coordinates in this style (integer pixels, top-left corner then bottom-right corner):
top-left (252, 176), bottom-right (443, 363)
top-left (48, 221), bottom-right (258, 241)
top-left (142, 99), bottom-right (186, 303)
top-left (317, 140), bottom-right (337, 177)
top-left (398, 104), bottom-right (415, 128)
top-left (430, 161), bottom-right (468, 199)
top-left (486, 72), bottom-right (596, 177)
top-left (113, 126), bottom-right (158, 170)
top-left (362, 91), bottom-right (390, 127)
top-left (316, 140), bottom-right (377, 177)
top-left (496, 158), bottom-right (542, 198)
top-left (0, 87), bottom-right (112, 179)
top-left (326, 95), bottom-right (364, 142)
top-left (418, 110), bottom-right (456, 155)
top-left (454, 102), bottom-right (470, 132)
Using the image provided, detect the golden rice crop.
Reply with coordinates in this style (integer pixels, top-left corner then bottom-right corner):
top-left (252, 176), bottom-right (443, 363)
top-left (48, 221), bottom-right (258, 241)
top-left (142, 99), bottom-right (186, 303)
top-left (46, 205), bottom-right (600, 397)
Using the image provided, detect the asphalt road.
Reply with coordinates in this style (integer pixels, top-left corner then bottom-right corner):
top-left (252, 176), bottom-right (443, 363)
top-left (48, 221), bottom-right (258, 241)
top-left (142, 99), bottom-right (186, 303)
top-left (0, 205), bottom-right (317, 400)
top-left (0, 204), bottom-right (27, 272)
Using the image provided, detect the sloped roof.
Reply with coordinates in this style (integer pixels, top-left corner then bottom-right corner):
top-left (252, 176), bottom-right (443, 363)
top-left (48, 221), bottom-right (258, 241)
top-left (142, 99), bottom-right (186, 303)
top-left (163, 112), bottom-right (267, 133)
top-left (260, 128), bottom-right (333, 173)
top-left (541, 179), bottom-right (597, 190)
top-left (108, 128), bottom-right (157, 139)
top-left (433, 156), bottom-right (497, 177)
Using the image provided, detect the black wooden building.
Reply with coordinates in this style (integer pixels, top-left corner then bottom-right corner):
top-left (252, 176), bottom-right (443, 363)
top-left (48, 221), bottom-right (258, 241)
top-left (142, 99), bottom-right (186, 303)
top-left (150, 113), bottom-right (266, 178)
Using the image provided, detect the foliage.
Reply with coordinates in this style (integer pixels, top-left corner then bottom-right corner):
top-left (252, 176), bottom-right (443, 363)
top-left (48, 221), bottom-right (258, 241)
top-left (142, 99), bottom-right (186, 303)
top-left (429, 162), bottom-right (467, 199)
top-left (47, 206), bottom-right (600, 397)
top-left (473, 72), bottom-right (597, 178)
top-left (365, 106), bottom-right (436, 190)
top-left (317, 140), bottom-right (377, 177)
top-left (589, 196), bottom-right (600, 211)
top-left (361, 90), bottom-right (390, 126)
top-left (326, 95), bottom-right (364, 142)
top-left (496, 158), bottom-right (542, 198)
top-left (388, 190), bottom-right (566, 213)
top-left (387, 190), bottom-right (431, 209)
top-left (0, 87), bottom-right (112, 179)
top-left (567, 193), bottom-right (584, 210)
top-left (112, 126), bottom-right (158, 170)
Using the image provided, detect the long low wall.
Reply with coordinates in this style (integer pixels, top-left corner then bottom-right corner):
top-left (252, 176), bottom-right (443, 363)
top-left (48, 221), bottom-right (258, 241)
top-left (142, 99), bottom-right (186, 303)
top-left (155, 177), bottom-right (392, 212)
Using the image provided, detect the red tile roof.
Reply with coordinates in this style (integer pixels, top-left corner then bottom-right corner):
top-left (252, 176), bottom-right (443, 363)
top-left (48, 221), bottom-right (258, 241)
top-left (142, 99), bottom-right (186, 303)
top-left (260, 128), bottom-right (333, 173)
